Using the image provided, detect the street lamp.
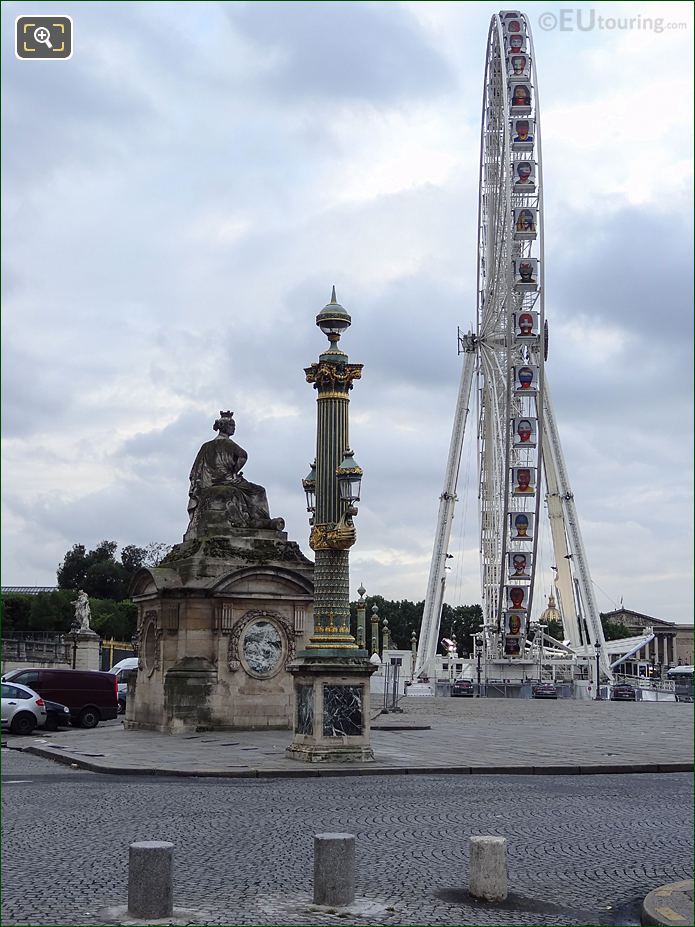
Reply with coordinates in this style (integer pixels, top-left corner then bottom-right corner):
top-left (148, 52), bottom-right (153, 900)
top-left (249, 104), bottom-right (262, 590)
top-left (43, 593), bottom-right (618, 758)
top-left (302, 460), bottom-right (317, 517)
top-left (286, 287), bottom-right (377, 763)
top-left (594, 640), bottom-right (602, 701)
top-left (336, 449), bottom-right (363, 505)
top-left (68, 620), bottom-right (80, 670)
top-left (475, 632), bottom-right (483, 697)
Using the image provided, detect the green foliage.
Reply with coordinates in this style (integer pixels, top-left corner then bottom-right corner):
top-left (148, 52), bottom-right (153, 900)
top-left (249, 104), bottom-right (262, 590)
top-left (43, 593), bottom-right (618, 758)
top-left (349, 597), bottom-right (483, 653)
top-left (2, 594), bottom-right (33, 635)
top-left (600, 614), bottom-right (633, 641)
top-left (546, 618), bottom-right (565, 641)
top-left (25, 590), bottom-right (78, 633)
top-left (3, 590), bottom-right (137, 640)
top-left (83, 560), bottom-right (130, 600)
top-left (120, 544), bottom-right (147, 574)
top-left (89, 599), bottom-right (138, 640)
top-left (56, 543), bottom-right (89, 590)
top-left (57, 539), bottom-right (171, 601)
top-left (57, 540), bottom-right (118, 591)
top-left (350, 596), bottom-right (423, 650)
top-left (440, 603), bottom-right (484, 655)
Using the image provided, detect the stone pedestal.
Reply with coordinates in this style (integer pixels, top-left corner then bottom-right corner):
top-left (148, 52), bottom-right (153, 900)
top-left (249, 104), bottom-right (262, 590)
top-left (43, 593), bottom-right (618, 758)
top-left (73, 629), bottom-right (100, 671)
top-left (126, 530), bottom-right (313, 733)
top-left (285, 654), bottom-right (376, 762)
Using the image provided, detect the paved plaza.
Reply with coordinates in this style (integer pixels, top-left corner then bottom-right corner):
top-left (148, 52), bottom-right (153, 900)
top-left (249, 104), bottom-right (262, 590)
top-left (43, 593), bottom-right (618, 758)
top-left (2, 748), bottom-right (692, 926)
top-left (16, 697), bottom-right (695, 777)
top-left (3, 698), bottom-right (692, 925)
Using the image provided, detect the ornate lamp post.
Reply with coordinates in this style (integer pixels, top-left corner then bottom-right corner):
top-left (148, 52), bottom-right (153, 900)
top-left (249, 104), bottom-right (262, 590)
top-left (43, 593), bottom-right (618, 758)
top-left (68, 620), bottom-right (80, 670)
top-left (475, 631), bottom-right (483, 697)
top-left (594, 640), bottom-right (602, 701)
top-left (286, 288), bottom-right (377, 763)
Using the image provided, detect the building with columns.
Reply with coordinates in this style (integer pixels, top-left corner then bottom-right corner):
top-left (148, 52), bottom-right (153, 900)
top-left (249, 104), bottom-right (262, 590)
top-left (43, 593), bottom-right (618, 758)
top-left (603, 608), bottom-right (693, 671)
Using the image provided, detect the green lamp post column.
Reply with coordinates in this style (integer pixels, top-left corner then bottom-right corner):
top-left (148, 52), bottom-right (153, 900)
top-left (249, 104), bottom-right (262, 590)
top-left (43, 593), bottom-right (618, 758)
top-left (286, 288), bottom-right (376, 763)
top-left (304, 287), bottom-right (363, 649)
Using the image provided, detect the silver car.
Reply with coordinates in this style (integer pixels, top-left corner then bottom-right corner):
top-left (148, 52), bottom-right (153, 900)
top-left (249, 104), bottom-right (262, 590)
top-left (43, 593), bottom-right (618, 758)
top-left (1, 681), bottom-right (47, 735)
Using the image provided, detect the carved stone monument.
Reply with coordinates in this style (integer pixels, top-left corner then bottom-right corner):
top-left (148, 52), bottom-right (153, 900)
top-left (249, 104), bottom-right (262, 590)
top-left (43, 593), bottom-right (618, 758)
top-left (126, 412), bottom-right (313, 733)
top-left (70, 590), bottom-right (101, 671)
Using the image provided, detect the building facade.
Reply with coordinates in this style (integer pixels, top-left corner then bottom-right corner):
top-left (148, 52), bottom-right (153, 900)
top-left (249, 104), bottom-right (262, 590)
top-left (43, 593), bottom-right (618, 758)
top-left (603, 608), bottom-right (693, 670)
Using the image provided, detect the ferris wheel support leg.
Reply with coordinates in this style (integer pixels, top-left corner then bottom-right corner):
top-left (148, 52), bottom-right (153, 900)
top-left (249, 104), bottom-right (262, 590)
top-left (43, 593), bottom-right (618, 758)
top-left (542, 384), bottom-right (613, 680)
top-left (414, 341), bottom-right (477, 683)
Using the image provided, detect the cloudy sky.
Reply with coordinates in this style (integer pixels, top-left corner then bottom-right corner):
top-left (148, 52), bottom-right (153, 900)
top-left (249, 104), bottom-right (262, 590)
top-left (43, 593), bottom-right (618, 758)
top-left (2, 1), bottom-right (692, 624)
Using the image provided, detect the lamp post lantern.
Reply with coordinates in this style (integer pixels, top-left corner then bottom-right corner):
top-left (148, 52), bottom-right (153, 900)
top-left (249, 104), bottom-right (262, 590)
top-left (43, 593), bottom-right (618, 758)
top-left (475, 632), bottom-right (483, 697)
top-left (286, 288), bottom-right (377, 763)
top-left (68, 621), bottom-right (80, 670)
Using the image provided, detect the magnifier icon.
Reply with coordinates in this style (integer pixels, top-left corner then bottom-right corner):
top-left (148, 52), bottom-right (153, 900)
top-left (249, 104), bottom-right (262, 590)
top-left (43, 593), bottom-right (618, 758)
top-left (33, 26), bottom-right (53, 49)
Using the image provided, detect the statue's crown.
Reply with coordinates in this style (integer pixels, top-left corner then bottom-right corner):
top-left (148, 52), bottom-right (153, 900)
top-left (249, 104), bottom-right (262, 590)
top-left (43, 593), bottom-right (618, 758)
top-left (219, 410), bottom-right (234, 418)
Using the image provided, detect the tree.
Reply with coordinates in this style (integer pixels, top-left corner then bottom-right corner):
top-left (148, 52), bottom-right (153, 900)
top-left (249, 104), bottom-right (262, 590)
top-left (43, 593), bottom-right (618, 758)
top-left (350, 596), bottom-right (424, 650)
top-left (440, 603), bottom-right (484, 656)
top-left (57, 540), bottom-right (118, 591)
top-left (600, 614), bottom-right (633, 641)
top-left (142, 542), bottom-right (172, 567)
top-left (89, 599), bottom-right (138, 640)
top-left (57, 539), bottom-right (171, 600)
top-left (348, 597), bottom-right (484, 653)
top-left (120, 545), bottom-right (147, 574)
top-left (2, 594), bottom-right (33, 635)
top-left (33, 590), bottom-right (77, 632)
top-left (545, 618), bottom-right (565, 641)
top-left (56, 544), bottom-right (89, 590)
top-left (83, 561), bottom-right (130, 601)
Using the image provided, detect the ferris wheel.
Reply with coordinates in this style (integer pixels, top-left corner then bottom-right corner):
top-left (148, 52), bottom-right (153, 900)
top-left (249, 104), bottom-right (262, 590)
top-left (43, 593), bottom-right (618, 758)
top-left (477, 10), bottom-right (544, 654)
top-left (413, 10), bottom-right (611, 684)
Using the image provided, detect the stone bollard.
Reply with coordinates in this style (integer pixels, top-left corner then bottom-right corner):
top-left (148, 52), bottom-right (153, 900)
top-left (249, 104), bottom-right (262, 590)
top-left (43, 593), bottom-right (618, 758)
top-left (313, 833), bottom-right (355, 906)
top-left (469, 836), bottom-right (508, 902)
top-left (128, 841), bottom-right (174, 918)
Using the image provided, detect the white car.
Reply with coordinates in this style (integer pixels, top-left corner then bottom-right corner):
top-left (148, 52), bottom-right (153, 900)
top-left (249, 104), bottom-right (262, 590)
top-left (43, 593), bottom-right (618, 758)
top-left (1, 681), bottom-right (47, 735)
top-left (108, 657), bottom-right (138, 714)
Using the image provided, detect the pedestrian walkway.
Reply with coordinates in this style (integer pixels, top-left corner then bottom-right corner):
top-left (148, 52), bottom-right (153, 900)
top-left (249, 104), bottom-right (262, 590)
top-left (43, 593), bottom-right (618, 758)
top-left (14, 697), bottom-right (693, 779)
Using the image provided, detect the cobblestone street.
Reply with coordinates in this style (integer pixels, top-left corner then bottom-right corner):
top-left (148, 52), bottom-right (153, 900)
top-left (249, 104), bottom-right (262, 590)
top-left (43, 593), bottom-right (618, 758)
top-left (2, 749), bottom-right (692, 926)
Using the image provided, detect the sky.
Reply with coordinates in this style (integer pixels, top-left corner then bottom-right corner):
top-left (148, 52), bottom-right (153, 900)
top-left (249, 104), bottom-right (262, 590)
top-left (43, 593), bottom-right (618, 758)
top-left (2, 1), bottom-right (693, 624)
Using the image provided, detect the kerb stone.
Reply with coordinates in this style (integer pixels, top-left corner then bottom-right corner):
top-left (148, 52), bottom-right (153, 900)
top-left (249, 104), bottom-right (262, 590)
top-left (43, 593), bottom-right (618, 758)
top-left (128, 840), bottom-right (174, 918)
top-left (313, 833), bottom-right (355, 906)
top-left (469, 835), bottom-right (508, 902)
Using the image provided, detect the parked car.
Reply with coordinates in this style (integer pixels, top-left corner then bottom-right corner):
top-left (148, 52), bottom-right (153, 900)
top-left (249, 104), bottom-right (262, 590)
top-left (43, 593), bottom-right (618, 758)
top-left (109, 657), bottom-right (138, 680)
top-left (42, 699), bottom-right (72, 731)
top-left (1, 668), bottom-right (118, 728)
top-left (109, 657), bottom-right (138, 715)
top-left (1, 681), bottom-right (47, 735)
top-left (451, 678), bottom-right (475, 697)
top-left (532, 682), bottom-right (558, 699)
top-left (611, 684), bottom-right (636, 701)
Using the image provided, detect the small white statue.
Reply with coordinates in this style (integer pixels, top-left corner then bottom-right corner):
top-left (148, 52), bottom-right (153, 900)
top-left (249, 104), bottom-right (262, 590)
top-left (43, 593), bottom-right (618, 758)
top-left (75, 589), bottom-right (92, 631)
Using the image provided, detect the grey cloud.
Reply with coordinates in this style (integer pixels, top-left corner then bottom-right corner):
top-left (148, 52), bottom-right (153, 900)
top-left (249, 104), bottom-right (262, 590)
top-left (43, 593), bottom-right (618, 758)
top-left (549, 205), bottom-right (693, 343)
top-left (226, 0), bottom-right (453, 102)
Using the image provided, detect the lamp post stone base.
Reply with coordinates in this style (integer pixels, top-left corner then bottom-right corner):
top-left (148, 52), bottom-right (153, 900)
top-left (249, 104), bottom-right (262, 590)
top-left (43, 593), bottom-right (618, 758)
top-left (286, 653), bottom-right (377, 763)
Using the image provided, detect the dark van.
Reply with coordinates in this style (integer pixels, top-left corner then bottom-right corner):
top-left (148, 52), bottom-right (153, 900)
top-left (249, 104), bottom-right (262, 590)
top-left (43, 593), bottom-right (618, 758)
top-left (1, 668), bottom-right (118, 728)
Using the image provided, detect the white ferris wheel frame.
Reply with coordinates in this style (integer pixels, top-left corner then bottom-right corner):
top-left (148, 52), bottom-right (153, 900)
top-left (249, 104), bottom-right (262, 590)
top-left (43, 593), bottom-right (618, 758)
top-left (413, 10), bottom-right (612, 683)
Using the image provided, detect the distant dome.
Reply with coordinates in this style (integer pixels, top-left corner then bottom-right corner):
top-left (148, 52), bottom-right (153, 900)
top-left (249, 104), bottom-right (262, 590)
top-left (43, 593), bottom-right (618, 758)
top-left (540, 591), bottom-right (561, 625)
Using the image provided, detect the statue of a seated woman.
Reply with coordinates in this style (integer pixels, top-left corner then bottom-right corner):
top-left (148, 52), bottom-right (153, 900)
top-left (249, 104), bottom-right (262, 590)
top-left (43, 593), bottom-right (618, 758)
top-left (184, 411), bottom-right (285, 539)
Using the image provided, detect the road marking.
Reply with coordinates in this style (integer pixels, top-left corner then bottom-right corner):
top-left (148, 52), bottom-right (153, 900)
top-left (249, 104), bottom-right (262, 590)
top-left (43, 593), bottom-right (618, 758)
top-left (3, 779), bottom-right (32, 784)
